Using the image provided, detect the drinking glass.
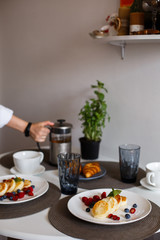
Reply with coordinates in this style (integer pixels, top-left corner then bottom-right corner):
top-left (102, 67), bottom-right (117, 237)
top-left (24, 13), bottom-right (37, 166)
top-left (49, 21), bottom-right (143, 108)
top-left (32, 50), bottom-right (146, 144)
top-left (119, 144), bottom-right (140, 183)
top-left (57, 153), bottom-right (80, 195)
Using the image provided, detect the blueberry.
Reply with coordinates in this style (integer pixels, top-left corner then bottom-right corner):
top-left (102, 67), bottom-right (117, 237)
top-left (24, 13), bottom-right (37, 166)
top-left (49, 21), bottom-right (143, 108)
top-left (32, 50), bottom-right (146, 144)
top-left (12, 192), bottom-right (16, 195)
top-left (17, 189), bottom-right (21, 193)
top-left (9, 196), bottom-right (13, 200)
top-left (133, 203), bottom-right (137, 208)
top-left (86, 208), bottom-right (90, 212)
top-left (31, 185), bottom-right (35, 188)
top-left (125, 214), bottom-right (131, 219)
top-left (89, 202), bottom-right (95, 208)
top-left (3, 195), bottom-right (7, 199)
top-left (124, 208), bottom-right (129, 213)
top-left (0, 196), bottom-right (4, 201)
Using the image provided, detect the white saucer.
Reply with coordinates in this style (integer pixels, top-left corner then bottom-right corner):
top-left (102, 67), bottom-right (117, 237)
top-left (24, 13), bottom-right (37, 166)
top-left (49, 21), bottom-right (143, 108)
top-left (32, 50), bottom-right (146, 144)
top-left (10, 165), bottom-right (45, 176)
top-left (140, 177), bottom-right (160, 191)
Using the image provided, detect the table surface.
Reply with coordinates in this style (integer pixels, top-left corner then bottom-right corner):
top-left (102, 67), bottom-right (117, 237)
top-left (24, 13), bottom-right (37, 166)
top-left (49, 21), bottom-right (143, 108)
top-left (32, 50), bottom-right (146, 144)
top-left (0, 151), bottom-right (160, 240)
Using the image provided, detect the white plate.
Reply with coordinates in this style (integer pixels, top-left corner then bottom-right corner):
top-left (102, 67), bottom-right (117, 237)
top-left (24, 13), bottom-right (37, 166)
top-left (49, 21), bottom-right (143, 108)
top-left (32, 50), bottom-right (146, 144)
top-left (140, 177), bottom-right (160, 191)
top-left (10, 165), bottom-right (45, 176)
top-left (0, 174), bottom-right (49, 204)
top-left (67, 188), bottom-right (152, 225)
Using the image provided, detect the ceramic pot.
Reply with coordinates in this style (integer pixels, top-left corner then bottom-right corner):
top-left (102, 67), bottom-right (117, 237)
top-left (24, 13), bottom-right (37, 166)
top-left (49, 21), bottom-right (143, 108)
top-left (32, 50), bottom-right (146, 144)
top-left (79, 137), bottom-right (101, 160)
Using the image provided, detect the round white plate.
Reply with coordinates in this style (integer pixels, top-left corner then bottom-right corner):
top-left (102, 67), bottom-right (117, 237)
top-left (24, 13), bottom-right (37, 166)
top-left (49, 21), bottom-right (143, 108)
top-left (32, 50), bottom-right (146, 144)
top-left (140, 177), bottom-right (160, 191)
top-left (10, 165), bottom-right (45, 176)
top-left (0, 174), bottom-right (49, 204)
top-left (67, 188), bottom-right (152, 225)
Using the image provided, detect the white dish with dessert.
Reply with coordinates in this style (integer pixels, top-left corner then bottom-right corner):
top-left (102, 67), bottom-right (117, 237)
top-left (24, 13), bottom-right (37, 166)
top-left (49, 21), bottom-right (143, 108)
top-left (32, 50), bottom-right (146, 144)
top-left (0, 174), bottom-right (49, 204)
top-left (67, 188), bottom-right (152, 225)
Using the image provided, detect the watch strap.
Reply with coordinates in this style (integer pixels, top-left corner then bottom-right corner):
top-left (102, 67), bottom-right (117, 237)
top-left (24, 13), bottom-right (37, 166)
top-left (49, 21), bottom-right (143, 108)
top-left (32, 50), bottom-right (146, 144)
top-left (24, 122), bottom-right (32, 137)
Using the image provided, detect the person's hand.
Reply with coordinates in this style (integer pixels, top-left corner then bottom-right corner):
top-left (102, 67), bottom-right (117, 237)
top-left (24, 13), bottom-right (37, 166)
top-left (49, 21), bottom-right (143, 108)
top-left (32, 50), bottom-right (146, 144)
top-left (29, 121), bottom-right (54, 142)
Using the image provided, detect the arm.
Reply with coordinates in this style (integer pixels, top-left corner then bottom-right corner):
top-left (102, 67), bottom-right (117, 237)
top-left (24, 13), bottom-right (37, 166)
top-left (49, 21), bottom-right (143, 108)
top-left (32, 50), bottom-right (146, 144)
top-left (6, 115), bottom-right (54, 142)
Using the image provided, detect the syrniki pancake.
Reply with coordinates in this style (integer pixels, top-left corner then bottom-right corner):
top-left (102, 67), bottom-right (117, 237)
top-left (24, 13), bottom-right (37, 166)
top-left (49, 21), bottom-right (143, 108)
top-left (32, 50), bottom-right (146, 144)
top-left (0, 182), bottom-right (8, 196)
top-left (92, 195), bottom-right (127, 219)
top-left (14, 178), bottom-right (24, 191)
top-left (5, 179), bottom-right (16, 193)
top-left (23, 179), bottom-right (32, 188)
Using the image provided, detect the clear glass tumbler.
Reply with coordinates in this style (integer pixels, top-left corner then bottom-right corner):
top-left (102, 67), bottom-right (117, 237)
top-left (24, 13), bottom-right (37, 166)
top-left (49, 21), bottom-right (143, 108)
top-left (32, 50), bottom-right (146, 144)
top-left (57, 153), bottom-right (80, 195)
top-left (119, 144), bottom-right (140, 183)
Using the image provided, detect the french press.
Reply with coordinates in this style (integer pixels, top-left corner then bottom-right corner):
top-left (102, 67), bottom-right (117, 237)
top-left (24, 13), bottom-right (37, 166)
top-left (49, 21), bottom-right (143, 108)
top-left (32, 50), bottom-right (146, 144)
top-left (49, 119), bottom-right (72, 165)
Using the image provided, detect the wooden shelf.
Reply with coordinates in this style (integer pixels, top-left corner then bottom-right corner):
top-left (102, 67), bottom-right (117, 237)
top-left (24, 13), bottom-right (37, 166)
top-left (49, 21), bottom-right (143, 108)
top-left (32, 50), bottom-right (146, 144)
top-left (97, 35), bottom-right (160, 59)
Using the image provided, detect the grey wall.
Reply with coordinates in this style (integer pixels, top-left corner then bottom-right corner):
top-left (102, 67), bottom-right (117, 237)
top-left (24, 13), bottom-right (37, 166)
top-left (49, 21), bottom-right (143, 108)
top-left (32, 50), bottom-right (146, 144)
top-left (1, 0), bottom-right (160, 167)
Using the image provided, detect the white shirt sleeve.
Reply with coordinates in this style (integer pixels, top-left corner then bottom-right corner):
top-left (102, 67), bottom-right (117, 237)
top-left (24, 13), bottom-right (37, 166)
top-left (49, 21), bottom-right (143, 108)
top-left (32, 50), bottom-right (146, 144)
top-left (0, 105), bottom-right (13, 128)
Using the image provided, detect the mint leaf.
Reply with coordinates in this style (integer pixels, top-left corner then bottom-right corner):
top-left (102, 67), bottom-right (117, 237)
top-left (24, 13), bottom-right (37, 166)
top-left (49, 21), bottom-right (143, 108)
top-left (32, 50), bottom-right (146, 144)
top-left (108, 188), bottom-right (122, 197)
top-left (14, 177), bottom-right (22, 183)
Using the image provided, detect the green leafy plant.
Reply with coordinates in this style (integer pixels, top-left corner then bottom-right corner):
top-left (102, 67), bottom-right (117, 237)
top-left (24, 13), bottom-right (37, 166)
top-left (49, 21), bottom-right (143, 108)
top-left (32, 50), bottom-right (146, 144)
top-left (79, 80), bottom-right (110, 142)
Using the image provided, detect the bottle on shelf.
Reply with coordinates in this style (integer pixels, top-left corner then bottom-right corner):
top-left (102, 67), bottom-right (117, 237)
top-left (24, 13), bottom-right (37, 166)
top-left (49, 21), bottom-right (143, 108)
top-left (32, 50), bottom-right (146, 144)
top-left (129, 0), bottom-right (144, 34)
top-left (118, 0), bottom-right (134, 35)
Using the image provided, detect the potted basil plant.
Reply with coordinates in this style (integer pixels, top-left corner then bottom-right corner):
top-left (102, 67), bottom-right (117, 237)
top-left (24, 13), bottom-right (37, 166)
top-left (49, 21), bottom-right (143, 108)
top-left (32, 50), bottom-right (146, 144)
top-left (79, 80), bottom-right (110, 160)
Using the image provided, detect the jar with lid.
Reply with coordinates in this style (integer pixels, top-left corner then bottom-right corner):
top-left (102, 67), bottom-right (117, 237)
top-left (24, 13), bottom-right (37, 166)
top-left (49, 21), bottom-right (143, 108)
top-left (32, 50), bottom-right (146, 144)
top-left (49, 119), bottom-right (72, 165)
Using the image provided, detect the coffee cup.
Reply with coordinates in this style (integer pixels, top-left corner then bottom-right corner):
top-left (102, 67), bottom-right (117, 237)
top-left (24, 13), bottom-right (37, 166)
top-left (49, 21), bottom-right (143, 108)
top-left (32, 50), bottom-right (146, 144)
top-left (13, 150), bottom-right (44, 174)
top-left (145, 162), bottom-right (160, 188)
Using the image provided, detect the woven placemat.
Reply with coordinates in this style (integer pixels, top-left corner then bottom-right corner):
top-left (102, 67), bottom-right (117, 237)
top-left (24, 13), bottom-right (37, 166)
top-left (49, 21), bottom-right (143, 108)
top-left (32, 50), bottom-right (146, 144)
top-left (0, 149), bottom-right (56, 171)
top-left (79, 161), bottom-right (146, 190)
top-left (48, 196), bottom-right (160, 240)
top-left (0, 183), bottom-right (61, 219)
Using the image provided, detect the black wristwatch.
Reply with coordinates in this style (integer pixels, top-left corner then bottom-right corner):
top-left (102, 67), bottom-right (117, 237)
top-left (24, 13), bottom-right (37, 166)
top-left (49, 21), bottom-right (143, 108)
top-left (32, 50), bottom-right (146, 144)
top-left (24, 122), bottom-right (32, 137)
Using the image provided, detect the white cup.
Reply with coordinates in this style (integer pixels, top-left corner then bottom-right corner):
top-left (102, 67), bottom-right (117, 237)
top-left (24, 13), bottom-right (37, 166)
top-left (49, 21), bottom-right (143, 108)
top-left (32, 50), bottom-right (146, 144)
top-left (13, 151), bottom-right (44, 174)
top-left (145, 162), bottom-right (160, 188)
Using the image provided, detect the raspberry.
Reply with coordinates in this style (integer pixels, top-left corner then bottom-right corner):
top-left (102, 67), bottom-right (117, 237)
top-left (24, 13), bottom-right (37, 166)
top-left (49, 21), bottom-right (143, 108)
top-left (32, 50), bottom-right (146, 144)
top-left (85, 198), bottom-right (93, 206)
top-left (82, 197), bottom-right (88, 203)
top-left (28, 187), bottom-right (33, 192)
top-left (101, 192), bottom-right (106, 199)
top-left (130, 208), bottom-right (136, 214)
top-left (18, 192), bottom-right (25, 198)
top-left (6, 193), bottom-right (14, 198)
top-left (108, 214), bottom-right (120, 220)
top-left (12, 195), bottom-right (18, 201)
top-left (93, 195), bottom-right (100, 202)
top-left (112, 215), bottom-right (118, 220)
top-left (23, 188), bottom-right (28, 193)
top-left (28, 192), bottom-right (34, 196)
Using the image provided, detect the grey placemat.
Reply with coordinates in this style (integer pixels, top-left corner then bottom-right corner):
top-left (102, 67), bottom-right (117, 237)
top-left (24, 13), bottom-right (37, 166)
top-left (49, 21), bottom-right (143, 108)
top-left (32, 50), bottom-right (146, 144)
top-left (0, 149), bottom-right (56, 171)
top-left (79, 161), bottom-right (146, 189)
top-left (48, 196), bottom-right (160, 240)
top-left (0, 183), bottom-right (61, 219)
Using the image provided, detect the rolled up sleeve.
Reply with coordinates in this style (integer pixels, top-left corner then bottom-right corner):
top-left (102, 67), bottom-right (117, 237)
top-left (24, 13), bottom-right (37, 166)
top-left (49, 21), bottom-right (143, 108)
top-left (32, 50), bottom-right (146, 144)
top-left (0, 105), bottom-right (13, 128)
